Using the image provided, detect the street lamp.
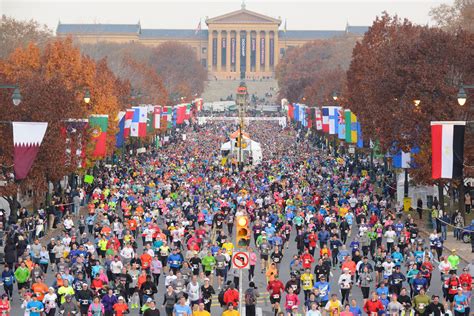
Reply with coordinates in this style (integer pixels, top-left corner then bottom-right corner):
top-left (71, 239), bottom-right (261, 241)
top-left (332, 91), bottom-right (339, 101)
top-left (457, 86), bottom-right (467, 106)
top-left (0, 85), bottom-right (22, 106)
top-left (236, 81), bottom-right (248, 171)
top-left (83, 88), bottom-right (91, 104)
top-left (413, 99), bottom-right (420, 107)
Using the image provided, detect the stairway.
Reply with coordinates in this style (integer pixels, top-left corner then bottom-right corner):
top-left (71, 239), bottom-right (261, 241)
top-left (202, 79), bottom-right (279, 104)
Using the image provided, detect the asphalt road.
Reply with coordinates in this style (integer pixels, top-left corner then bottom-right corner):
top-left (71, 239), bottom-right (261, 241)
top-left (8, 222), bottom-right (454, 316)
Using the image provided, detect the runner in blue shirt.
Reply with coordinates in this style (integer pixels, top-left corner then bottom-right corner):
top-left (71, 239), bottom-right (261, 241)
top-left (26, 296), bottom-right (44, 316)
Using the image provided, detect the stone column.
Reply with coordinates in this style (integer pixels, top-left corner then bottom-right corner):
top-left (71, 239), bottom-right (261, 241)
top-left (274, 29), bottom-right (279, 70)
top-left (207, 29), bottom-right (213, 72)
top-left (265, 31), bottom-right (270, 72)
top-left (217, 30), bottom-right (222, 73)
top-left (246, 31), bottom-right (251, 76)
top-left (255, 31), bottom-right (260, 74)
top-left (226, 31), bottom-right (231, 75)
top-left (236, 30), bottom-right (240, 77)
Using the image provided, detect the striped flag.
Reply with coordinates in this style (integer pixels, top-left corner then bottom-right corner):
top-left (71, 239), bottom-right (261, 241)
top-left (322, 107), bottom-right (329, 133)
top-left (124, 109), bottom-right (134, 139)
top-left (344, 110), bottom-right (358, 143)
top-left (431, 121), bottom-right (465, 179)
top-left (328, 106), bottom-right (340, 135)
top-left (315, 108), bottom-right (322, 130)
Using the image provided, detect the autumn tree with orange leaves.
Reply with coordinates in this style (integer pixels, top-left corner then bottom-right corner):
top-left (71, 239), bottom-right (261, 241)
top-left (276, 36), bottom-right (358, 105)
top-left (346, 13), bottom-right (474, 215)
top-left (0, 38), bottom-right (129, 217)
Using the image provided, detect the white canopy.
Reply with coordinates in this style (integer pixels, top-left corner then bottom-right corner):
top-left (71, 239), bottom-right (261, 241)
top-left (220, 139), bottom-right (262, 165)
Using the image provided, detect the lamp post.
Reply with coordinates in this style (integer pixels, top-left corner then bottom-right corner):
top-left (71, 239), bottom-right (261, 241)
top-left (0, 85), bottom-right (22, 224)
top-left (332, 91), bottom-right (339, 157)
top-left (236, 82), bottom-right (248, 171)
top-left (455, 84), bottom-right (473, 219)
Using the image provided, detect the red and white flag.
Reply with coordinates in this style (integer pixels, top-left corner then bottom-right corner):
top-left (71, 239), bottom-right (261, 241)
top-left (13, 122), bottom-right (48, 180)
top-left (315, 108), bottom-right (323, 130)
top-left (154, 106), bottom-right (161, 129)
top-left (431, 121), bottom-right (465, 179)
top-left (124, 109), bottom-right (134, 138)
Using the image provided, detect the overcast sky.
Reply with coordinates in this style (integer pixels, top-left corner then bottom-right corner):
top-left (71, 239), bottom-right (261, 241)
top-left (2, 0), bottom-right (451, 32)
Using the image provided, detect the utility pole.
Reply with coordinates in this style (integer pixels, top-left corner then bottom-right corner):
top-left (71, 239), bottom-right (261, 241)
top-left (236, 82), bottom-right (248, 171)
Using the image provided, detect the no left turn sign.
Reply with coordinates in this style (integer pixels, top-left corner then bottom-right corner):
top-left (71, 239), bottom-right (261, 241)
top-left (232, 251), bottom-right (249, 269)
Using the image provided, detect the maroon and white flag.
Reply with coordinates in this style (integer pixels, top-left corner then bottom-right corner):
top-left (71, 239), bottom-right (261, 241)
top-left (13, 122), bottom-right (48, 180)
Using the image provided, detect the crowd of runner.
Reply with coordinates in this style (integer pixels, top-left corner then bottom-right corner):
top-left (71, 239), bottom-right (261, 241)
top-left (0, 120), bottom-right (472, 316)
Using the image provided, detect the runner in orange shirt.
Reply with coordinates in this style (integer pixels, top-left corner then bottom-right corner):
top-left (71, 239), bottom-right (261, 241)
top-left (141, 252), bottom-right (152, 272)
top-left (113, 297), bottom-right (129, 316)
top-left (31, 277), bottom-right (49, 301)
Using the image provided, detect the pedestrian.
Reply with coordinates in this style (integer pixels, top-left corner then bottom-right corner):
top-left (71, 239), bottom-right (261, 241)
top-left (244, 282), bottom-right (259, 316)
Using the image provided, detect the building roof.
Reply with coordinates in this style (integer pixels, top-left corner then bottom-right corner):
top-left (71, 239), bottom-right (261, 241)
top-left (280, 30), bottom-right (346, 40)
top-left (57, 23), bottom-right (141, 35)
top-left (140, 29), bottom-right (208, 40)
top-left (346, 25), bottom-right (370, 34)
top-left (206, 8), bottom-right (281, 25)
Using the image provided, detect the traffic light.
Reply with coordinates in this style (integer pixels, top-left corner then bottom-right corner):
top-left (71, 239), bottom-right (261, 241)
top-left (236, 215), bottom-right (250, 248)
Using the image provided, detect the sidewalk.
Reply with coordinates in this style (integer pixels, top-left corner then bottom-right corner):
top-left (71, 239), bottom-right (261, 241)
top-left (415, 217), bottom-right (474, 264)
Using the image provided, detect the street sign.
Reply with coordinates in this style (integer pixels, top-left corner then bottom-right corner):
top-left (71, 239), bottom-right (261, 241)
top-left (232, 251), bottom-right (249, 269)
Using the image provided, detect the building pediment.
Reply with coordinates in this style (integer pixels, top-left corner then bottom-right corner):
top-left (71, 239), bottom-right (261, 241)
top-left (206, 9), bottom-right (281, 25)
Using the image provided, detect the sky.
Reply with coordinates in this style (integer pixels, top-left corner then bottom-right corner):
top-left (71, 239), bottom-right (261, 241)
top-left (1, 0), bottom-right (452, 32)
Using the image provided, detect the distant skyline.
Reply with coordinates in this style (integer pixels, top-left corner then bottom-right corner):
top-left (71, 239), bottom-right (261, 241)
top-left (2, 0), bottom-right (452, 32)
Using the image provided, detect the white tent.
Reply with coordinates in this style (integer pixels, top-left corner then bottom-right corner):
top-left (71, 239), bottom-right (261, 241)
top-left (220, 141), bottom-right (232, 151)
top-left (220, 139), bottom-right (262, 165)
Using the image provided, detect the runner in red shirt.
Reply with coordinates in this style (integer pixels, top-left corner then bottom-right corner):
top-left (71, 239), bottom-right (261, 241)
top-left (363, 292), bottom-right (384, 316)
top-left (459, 267), bottom-right (473, 291)
top-left (267, 277), bottom-right (285, 313)
top-left (300, 249), bottom-right (315, 270)
top-left (0, 295), bottom-right (10, 316)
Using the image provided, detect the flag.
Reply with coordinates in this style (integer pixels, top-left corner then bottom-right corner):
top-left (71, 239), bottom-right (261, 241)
top-left (306, 107), bottom-right (313, 129)
top-left (344, 110), bottom-right (358, 143)
top-left (294, 103), bottom-right (300, 122)
top-left (322, 107), bottom-right (329, 133)
top-left (116, 111), bottom-right (126, 148)
top-left (356, 122), bottom-right (363, 148)
top-left (131, 106), bottom-right (147, 137)
top-left (393, 150), bottom-right (412, 169)
top-left (154, 106), bottom-right (161, 129)
top-left (185, 103), bottom-right (192, 120)
top-left (195, 20), bottom-right (201, 35)
top-left (328, 106), bottom-right (340, 135)
top-left (431, 121), bottom-right (465, 179)
top-left (176, 104), bottom-right (187, 125)
top-left (315, 108), bottom-right (322, 130)
top-left (146, 106), bottom-right (155, 135)
top-left (338, 108), bottom-right (345, 140)
top-left (124, 109), bottom-right (134, 138)
top-left (300, 104), bottom-right (306, 126)
top-left (89, 115), bottom-right (108, 158)
top-left (392, 147), bottom-right (420, 169)
top-left (12, 122), bottom-right (48, 180)
top-left (288, 103), bottom-right (294, 120)
top-left (161, 106), bottom-right (172, 129)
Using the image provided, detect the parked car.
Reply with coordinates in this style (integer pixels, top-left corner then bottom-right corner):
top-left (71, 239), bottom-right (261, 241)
top-left (461, 220), bottom-right (474, 243)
